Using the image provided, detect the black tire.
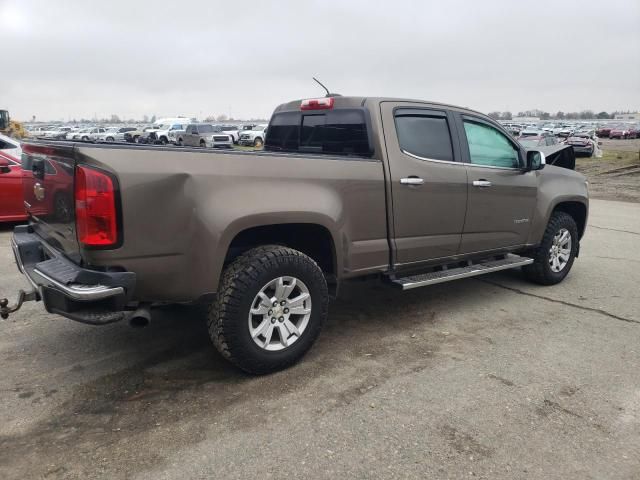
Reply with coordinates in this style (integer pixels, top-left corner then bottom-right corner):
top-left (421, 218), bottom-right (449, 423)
top-left (200, 140), bottom-right (206, 148)
top-left (106, 136), bottom-right (114, 142)
top-left (523, 211), bottom-right (578, 285)
top-left (81, 136), bottom-right (89, 141)
top-left (253, 137), bottom-right (263, 148)
top-left (160, 136), bottom-right (168, 145)
top-left (208, 245), bottom-right (328, 374)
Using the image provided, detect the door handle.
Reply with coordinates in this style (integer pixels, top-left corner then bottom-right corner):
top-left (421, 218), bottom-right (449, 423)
top-left (472, 180), bottom-right (492, 188)
top-left (400, 177), bottom-right (425, 185)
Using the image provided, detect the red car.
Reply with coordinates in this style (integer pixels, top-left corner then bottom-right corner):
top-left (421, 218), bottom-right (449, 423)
top-left (609, 125), bottom-right (630, 139)
top-left (0, 151), bottom-right (27, 222)
top-left (596, 124), bottom-right (615, 137)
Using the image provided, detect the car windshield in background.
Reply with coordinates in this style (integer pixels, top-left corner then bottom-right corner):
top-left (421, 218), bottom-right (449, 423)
top-left (265, 109), bottom-right (372, 156)
top-left (519, 138), bottom-right (543, 147)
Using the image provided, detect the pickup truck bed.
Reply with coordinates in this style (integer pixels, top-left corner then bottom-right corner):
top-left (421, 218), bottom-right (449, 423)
top-left (5, 95), bottom-right (589, 373)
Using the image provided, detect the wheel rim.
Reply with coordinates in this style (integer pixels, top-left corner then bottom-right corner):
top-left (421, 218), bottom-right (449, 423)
top-left (55, 196), bottom-right (70, 221)
top-left (248, 276), bottom-right (312, 351)
top-left (549, 228), bottom-right (572, 273)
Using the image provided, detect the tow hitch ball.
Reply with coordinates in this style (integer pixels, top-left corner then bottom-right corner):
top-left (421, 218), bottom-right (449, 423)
top-left (0, 290), bottom-right (39, 319)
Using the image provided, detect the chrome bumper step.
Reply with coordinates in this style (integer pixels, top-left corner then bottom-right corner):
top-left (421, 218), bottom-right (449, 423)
top-left (391, 254), bottom-right (533, 290)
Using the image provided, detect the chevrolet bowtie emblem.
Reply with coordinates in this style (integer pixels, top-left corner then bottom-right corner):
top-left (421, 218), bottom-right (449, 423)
top-left (34, 182), bottom-right (45, 201)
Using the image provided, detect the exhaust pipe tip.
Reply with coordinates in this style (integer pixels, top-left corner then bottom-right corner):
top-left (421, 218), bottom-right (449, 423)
top-left (128, 304), bottom-right (151, 328)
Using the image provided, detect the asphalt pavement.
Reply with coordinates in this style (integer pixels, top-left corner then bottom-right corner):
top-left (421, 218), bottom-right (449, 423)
top-left (0, 198), bottom-right (639, 480)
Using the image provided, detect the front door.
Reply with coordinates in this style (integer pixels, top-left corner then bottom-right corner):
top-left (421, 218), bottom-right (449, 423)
top-left (456, 114), bottom-right (537, 253)
top-left (381, 102), bottom-right (468, 267)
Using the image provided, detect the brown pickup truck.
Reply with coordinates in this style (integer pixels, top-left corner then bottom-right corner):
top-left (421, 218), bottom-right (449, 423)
top-left (5, 95), bottom-right (588, 374)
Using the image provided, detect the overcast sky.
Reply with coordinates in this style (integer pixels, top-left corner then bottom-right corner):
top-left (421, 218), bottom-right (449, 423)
top-left (1, 0), bottom-right (638, 121)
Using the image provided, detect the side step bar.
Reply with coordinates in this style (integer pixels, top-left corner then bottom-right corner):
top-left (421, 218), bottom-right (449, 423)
top-left (391, 254), bottom-right (533, 290)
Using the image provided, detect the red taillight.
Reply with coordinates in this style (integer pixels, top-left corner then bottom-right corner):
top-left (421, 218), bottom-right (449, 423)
top-left (75, 165), bottom-right (118, 247)
top-left (300, 97), bottom-right (334, 111)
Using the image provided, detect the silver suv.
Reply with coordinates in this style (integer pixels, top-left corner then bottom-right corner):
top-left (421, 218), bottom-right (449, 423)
top-left (182, 124), bottom-right (233, 148)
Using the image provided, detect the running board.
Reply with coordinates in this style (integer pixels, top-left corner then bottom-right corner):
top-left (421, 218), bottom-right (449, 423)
top-left (391, 254), bottom-right (533, 290)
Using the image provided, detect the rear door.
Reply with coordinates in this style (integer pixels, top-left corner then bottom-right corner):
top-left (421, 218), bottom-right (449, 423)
top-left (22, 143), bottom-right (80, 262)
top-left (184, 125), bottom-right (197, 146)
top-left (381, 102), bottom-right (468, 267)
top-left (455, 114), bottom-right (537, 253)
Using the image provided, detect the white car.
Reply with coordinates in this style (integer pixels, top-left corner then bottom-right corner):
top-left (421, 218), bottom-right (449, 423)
top-left (151, 122), bottom-right (189, 145)
top-left (238, 124), bottom-right (268, 147)
top-left (0, 132), bottom-right (22, 158)
top-left (146, 117), bottom-right (191, 144)
top-left (49, 126), bottom-right (74, 139)
top-left (86, 127), bottom-right (107, 142)
top-left (94, 127), bottom-right (138, 143)
top-left (214, 125), bottom-right (241, 144)
top-left (67, 127), bottom-right (91, 140)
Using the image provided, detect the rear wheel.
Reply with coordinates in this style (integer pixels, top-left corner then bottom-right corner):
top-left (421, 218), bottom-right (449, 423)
top-left (200, 139), bottom-right (206, 148)
top-left (106, 136), bottom-right (114, 142)
top-left (523, 211), bottom-right (578, 285)
top-left (208, 245), bottom-right (328, 374)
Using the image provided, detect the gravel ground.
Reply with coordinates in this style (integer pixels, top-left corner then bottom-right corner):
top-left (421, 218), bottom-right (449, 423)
top-left (577, 138), bottom-right (640, 203)
top-left (0, 199), bottom-right (639, 480)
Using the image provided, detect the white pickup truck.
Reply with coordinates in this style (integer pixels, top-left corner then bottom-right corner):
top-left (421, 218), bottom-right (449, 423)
top-left (238, 124), bottom-right (268, 147)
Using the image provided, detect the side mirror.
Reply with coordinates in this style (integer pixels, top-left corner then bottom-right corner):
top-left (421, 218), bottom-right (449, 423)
top-left (526, 150), bottom-right (546, 171)
top-left (0, 158), bottom-right (11, 174)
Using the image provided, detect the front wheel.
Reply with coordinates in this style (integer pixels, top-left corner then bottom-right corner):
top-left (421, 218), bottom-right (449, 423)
top-left (208, 245), bottom-right (328, 374)
top-left (253, 137), bottom-right (263, 148)
top-left (523, 211), bottom-right (578, 285)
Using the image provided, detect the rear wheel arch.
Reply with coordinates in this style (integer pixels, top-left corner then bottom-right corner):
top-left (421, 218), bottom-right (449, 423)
top-left (222, 223), bottom-right (339, 294)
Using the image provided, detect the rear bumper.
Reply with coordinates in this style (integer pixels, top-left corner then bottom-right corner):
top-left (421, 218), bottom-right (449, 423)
top-left (570, 145), bottom-right (594, 154)
top-left (11, 225), bottom-right (136, 325)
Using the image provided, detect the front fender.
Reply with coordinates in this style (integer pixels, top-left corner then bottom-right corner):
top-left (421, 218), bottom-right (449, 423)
top-left (527, 165), bottom-right (589, 245)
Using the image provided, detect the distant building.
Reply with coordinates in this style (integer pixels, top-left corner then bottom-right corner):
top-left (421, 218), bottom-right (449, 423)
top-left (614, 113), bottom-right (640, 121)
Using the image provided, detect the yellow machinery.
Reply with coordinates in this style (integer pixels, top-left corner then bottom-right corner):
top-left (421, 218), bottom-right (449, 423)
top-left (0, 109), bottom-right (28, 138)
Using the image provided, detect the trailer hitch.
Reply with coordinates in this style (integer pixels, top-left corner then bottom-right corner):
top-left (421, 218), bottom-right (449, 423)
top-left (1, 289), bottom-right (40, 319)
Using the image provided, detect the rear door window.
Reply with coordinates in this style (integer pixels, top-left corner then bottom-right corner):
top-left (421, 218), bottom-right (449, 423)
top-left (394, 112), bottom-right (454, 162)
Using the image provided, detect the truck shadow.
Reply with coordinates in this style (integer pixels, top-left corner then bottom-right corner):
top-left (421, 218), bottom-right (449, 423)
top-left (0, 272), bottom-right (523, 478)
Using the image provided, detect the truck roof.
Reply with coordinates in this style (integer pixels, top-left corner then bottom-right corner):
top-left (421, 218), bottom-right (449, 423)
top-left (272, 96), bottom-right (487, 118)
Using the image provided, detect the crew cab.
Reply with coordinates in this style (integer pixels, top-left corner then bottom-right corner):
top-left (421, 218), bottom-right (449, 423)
top-left (4, 96), bottom-right (588, 375)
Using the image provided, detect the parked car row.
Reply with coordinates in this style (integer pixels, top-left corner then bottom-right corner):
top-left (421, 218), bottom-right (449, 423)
top-left (515, 127), bottom-right (599, 157)
top-left (504, 121), bottom-right (639, 141)
top-left (25, 119), bottom-right (269, 149)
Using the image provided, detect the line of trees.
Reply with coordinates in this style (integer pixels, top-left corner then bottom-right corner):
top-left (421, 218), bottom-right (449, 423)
top-left (487, 110), bottom-right (620, 121)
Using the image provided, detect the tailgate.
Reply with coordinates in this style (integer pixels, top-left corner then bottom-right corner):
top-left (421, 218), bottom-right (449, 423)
top-left (21, 142), bottom-right (80, 263)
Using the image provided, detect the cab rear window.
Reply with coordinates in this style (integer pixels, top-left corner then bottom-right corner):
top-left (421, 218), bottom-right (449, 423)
top-left (265, 109), bottom-right (373, 157)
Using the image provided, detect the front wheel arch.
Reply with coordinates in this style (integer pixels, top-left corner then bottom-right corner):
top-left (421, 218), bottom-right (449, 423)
top-left (552, 201), bottom-right (587, 240)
